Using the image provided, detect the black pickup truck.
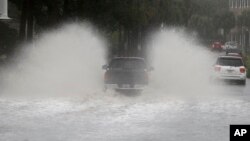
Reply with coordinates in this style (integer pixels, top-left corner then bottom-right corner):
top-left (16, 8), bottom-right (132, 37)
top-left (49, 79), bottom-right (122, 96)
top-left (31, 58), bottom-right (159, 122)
top-left (102, 57), bottom-right (153, 91)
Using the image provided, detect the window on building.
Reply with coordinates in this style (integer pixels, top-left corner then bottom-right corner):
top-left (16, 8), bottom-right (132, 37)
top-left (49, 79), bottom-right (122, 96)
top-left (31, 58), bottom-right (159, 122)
top-left (231, 0), bottom-right (234, 8)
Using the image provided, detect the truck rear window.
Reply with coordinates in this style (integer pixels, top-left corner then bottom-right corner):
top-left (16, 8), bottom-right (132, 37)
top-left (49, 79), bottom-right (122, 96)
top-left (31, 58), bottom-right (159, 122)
top-left (217, 58), bottom-right (243, 67)
top-left (110, 59), bottom-right (146, 70)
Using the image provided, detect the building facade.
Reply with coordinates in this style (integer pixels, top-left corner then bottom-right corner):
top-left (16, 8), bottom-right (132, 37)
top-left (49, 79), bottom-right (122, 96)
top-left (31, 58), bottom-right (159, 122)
top-left (229, 0), bottom-right (250, 8)
top-left (229, 0), bottom-right (250, 15)
top-left (229, 0), bottom-right (250, 53)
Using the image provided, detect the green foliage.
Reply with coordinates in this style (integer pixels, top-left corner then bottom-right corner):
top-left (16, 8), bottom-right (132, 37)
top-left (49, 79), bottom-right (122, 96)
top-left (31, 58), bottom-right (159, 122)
top-left (10, 0), bottom-right (233, 37)
top-left (246, 55), bottom-right (250, 78)
top-left (238, 10), bottom-right (250, 27)
top-left (214, 10), bottom-right (235, 33)
top-left (188, 0), bottom-right (234, 39)
top-left (188, 15), bottom-right (214, 38)
top-left (5, 0), bottom-right (235, 56)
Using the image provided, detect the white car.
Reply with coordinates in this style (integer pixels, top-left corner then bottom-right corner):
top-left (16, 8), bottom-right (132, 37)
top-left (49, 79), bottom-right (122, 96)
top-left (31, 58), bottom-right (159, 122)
top-left (224, 41), bottom-right (238, 49)
top-left (211, 56), bottom-right (246, 85)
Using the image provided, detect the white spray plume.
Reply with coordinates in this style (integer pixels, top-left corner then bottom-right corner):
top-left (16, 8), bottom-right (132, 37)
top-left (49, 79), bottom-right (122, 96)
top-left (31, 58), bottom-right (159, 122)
top-left (149, 28), bottom-right (219, 96)
top-left (1, 23), bottom-right (106, 97)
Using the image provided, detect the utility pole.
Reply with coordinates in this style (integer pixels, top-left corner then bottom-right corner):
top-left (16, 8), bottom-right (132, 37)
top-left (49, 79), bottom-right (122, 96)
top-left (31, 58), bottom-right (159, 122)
top-left (19, 0), bottom-right (34, 41)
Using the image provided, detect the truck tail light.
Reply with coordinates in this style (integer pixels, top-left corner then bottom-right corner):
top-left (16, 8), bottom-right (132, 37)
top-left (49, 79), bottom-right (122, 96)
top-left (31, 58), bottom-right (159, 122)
top-left (214, 65), bottom-right (221, 72)
top-left (240, 67), bottom-right (246, 73)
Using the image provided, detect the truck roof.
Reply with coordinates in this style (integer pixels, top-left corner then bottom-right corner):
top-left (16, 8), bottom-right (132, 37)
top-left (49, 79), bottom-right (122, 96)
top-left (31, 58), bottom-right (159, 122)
top-left (113, 57), bottom-right (145, 60)
top-left (219, 56), bottom-right (242, 59)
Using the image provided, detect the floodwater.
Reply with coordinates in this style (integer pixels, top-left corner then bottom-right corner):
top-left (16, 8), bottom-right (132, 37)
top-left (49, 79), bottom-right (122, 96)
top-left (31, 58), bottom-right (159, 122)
top-left (0, 24), bottom-right (249, 141)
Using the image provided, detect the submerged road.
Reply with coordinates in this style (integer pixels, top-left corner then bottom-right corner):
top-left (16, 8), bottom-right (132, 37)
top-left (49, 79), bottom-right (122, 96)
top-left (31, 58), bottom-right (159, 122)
top-left (0, 79), bottom-right (250, 141)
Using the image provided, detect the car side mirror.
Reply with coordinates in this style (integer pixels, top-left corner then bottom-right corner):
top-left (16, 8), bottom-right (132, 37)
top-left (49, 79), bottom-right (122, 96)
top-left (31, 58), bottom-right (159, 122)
top-left (148, 66), bottom-right (154, 71)
top-left (102, 65), bottom-right (108, 70)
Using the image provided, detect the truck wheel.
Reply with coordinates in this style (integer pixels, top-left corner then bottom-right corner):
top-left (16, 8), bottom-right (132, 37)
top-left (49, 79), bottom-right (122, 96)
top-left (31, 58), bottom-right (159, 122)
top-left (241, 80), bottom-right (246, 85)
top-left (239, 80), bottom-right (246, 86)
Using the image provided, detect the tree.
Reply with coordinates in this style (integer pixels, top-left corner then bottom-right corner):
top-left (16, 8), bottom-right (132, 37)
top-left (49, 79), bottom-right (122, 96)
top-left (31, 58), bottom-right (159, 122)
top-left (9, 0), bottom-right (234, 56)
top-left (238, 10), bottom-right (250, 28)
top-left (213, 10), bottom-right (235, 38)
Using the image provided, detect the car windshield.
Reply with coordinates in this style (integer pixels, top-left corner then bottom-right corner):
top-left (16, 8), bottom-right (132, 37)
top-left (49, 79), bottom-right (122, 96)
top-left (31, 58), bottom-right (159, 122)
top-left (226, 42), bottom-right (237, 46)
top-left (109, 59), bottom-right (146, 70)
top-left (217, 58), bottom-right (243, 67)
top-left (230, 42), bottom-right (237, 46)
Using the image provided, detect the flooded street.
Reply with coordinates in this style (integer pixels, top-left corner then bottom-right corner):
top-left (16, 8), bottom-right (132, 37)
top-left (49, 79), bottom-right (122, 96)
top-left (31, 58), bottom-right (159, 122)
top-left (1, 0), bottom-right (250, 140)
top-left (1, 80), bottom-right (250, 141)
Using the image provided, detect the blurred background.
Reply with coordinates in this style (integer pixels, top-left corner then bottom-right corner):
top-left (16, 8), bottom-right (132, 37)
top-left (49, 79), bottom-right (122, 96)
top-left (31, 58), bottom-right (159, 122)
top-left (2, 0), bottom-right (249, 60)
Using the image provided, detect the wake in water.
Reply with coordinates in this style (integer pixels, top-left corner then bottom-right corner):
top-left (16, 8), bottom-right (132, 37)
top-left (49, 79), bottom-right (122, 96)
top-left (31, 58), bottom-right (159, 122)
top-left (148, 28), bottom-right (224, 97)
top-left (1, 23), bottom-right (106, 97)
top-left (0, 24), bottom-right (227, 101)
